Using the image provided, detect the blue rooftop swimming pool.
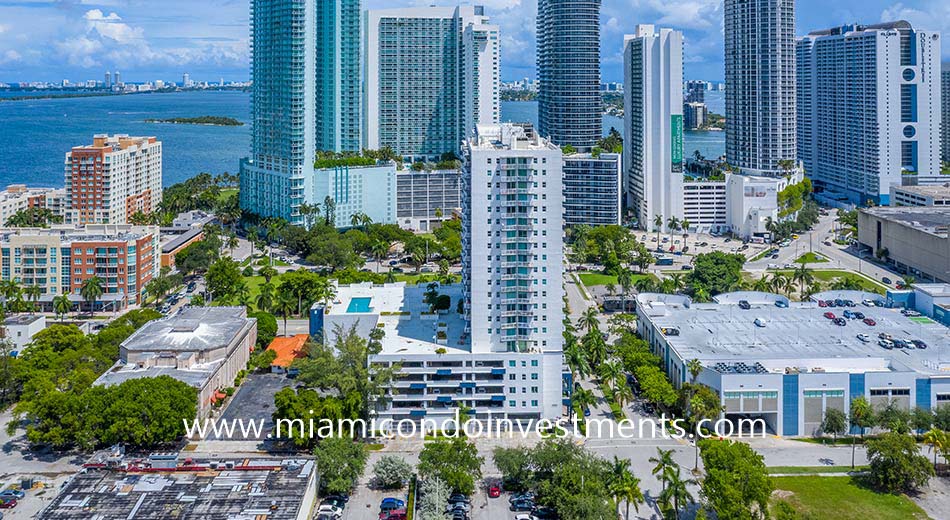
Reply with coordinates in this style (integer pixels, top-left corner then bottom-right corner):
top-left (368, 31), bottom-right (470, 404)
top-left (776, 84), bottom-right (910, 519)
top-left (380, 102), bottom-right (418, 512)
top-left (346, 297), bottom-right (372, 313)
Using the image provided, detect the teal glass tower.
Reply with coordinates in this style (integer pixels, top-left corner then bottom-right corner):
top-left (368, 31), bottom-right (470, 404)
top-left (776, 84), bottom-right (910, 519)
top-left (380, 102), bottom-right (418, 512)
top-left (316, 0), bottom-right (361, 153)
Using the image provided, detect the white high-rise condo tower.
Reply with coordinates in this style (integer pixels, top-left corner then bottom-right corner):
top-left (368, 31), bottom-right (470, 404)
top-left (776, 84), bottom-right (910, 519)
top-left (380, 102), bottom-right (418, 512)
top-left (798, 22), bottom-right (942, 205)
top-left (725, 0), bottom-right (797, 177)
top-left (623, 25), bottom-right (685, 232)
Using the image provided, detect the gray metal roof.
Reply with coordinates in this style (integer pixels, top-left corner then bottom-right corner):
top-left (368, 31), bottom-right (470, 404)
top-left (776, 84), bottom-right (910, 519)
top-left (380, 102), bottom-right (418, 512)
top-left (121, 306), bottom-right (254, 353)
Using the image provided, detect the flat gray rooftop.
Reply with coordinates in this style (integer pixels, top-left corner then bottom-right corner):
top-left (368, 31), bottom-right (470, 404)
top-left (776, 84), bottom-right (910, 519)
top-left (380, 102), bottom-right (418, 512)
top-left (639, 294), bottom-right (950, 375)
top-left (861, 207), bottom-right (950, 237)
top-left (40, 457), bottom-right (315, 520)
top-left (122, 306), bottom-right (253, 353)
top-left (96, 363), bottom-right (219, 388)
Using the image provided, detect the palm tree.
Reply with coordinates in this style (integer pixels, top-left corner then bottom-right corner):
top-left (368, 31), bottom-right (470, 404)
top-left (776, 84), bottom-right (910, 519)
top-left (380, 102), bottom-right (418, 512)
top-left (608, 456), bottom-right (644, 520)
top-left (80, 276), bottom-right (103, 316)
top-left (582, 330), bottom-right (608, 368)
top-left (613, 379), bottom-right (634, 410)
top-left (659, 466), bottom-right (694, 520)
top-left (803, 281), bottom-right (824, 300)
top-left (769, 273), bottom-right (787, 295)
top-left (299, 202), bottom-right (319, 229)
top-left (666, 216), bottom-right (680, 249)
top-left (273, 293), bottom-right (296, 336)
top-left (23, 285), bottom-right (41, 314)
top-left (226, 233), bottom-right (239, 255)
top-left (752, 276), bottom-right (771, 293)
top-left (564, 336), bottom-right (590, 381)
top-left (923, 428), bottom-right (947, 469)
top-left (669, 273), bottom-right (686, 293)
top-left (693, 286), bottom-right (711, 302)
top-left (680, 218), bottom-right (691, 251)
top-left (571, 387), bottom-right (596, 418)
top-left (653, 214), bottom-right (663, 246)
top-left (0, 281), bottom-right (20, 314)
top-left (372, 240), bottom-right (391, 274)
top-left (617, 269), bottom-right (633, 313)
top-left (649, 448), bottom-right (676, 494)
top-left (323, 195), bottom-right (336, 226)
top-left (792, 262), bottom-right (814, 298)
top-left (256, 281), bottom-right (276, 312)
top-left (765, 216), bottom-right (777, 243)
top-left (385, 268), bottom-right (397, 283)
top-left (52, 294), bottom-right (71, 321)
top-left (634, 277), bottom-right (657, 294)
top-left (579, 307), bottom-right (600, 333)
top-left (598, 360), bottom-right (623, 390)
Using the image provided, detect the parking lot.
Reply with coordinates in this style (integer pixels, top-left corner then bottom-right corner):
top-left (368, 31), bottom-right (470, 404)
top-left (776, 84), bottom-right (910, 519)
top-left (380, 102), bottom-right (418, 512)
top-left (214, 372), bottom-right (294, 441)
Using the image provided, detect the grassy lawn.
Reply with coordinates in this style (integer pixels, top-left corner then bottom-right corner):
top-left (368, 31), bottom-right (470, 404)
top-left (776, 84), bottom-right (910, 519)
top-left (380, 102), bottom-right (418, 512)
top-left (577, 271), bottom-right (656, 288)
top-left (795, 252), bottom-right (828, 264)
top-left (770, 269), bottom-right (887, 295)
top-left (216, 187), bottom-right (238, 203)
top-left (771, 476), bottom-right (929, 520)
top-left (767, 465), bottom-right (868, 474)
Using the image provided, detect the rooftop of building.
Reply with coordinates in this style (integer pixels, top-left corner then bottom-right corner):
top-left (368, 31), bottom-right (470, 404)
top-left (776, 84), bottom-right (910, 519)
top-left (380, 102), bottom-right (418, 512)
top-left (470, 123), bottom-right (559, 152)
top-left (121, 306), bottom-right (253, 354)
top-left (161, 226), bottom-right (203, 254)
top-left (912, 283), bottom-right (950, 298)
top-left (0, 224), bottom-right (158, 243)
top-left (860, 206), bottom-right (950, 237)
top-left (321, 282), bottom-right (470, 355)
top-left (3, 314), bottom-right (44, 326)
top-left (0, 184), bottom-right (61, 200)
top-left (266, 335), bottom-right (309, 368)
top-left (73, 134), bottom-right (158, 152)
top-left (805, 20), bottom-right (913, 37)
top-left (891, 184), bottom-right (950, 198)
top-left (637, 291), bottom-right (950, 376)
top-left (41, 454), bottom-right (315, 520)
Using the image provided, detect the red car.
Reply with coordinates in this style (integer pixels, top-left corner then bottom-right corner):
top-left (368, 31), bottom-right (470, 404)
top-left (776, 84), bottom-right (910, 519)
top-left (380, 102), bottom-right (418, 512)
top-left (823, 312), bottom-right (835, 319)
top-left (863, 318), bottom-right (877, 326)
top-left (818, 300), bottom-right (828, 308)
top-left (488, 484), bottom-right (501, 498)
top-left (382, 510), bottom-right (407, 520)
top-left (0, 498), bottom-right (16, 509)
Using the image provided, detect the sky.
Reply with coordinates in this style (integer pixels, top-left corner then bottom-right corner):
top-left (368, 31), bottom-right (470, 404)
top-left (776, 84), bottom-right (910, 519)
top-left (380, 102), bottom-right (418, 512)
top-left (0, 0), bottom-right (947, 84)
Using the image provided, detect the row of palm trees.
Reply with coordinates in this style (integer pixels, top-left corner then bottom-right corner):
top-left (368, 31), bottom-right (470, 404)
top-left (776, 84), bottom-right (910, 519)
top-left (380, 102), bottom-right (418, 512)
top-left (0, 277), bottom-right (103, 319)
top-left (652, 215), bottom-right (692, 251)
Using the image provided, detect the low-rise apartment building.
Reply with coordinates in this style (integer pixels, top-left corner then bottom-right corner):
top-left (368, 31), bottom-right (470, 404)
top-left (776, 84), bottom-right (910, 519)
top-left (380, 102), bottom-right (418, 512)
top-left (395, 169), bottom-right (462, 231)
top-left (0, 224), bottom-right (160, 309)
top-left (857, 206), bottom-right (950, 283)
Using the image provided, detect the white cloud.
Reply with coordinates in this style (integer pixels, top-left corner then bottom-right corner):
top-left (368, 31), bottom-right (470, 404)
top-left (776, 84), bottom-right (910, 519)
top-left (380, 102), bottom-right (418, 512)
top-left (0, 24), bottom-right (9, 34)
top-left (83, 9), bottom-right (122, 22)
top-left (0, 49), bottom-right (21, 64)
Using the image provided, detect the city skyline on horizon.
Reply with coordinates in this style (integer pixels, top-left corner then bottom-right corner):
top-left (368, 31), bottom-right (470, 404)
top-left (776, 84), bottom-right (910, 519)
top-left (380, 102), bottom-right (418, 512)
top-left (0, 0), bottom-right (947, 84)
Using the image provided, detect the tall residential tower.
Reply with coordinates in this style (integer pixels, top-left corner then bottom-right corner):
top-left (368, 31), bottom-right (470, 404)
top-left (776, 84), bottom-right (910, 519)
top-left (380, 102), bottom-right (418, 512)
top-left (724, 0), bottom-right (797, 176)
top-left (942, 63), bottom-right (950, 164)
top-left (537, 0), bottom-right (602, 150)
top-left (797, 22), bottom-right (942, 205)
top-left (240, 0), bottom-right (315, 223)
top-left (316, 0), bottom-right (362, 152)
top-left (363, 6), bottom-right (499, 161)
top-left (623, 25), bottom-right (684, 232)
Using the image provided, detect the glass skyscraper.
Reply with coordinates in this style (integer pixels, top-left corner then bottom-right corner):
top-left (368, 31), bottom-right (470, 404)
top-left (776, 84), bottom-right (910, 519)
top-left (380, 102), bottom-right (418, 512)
top-left (240, 0), bottom-right (313, 222)
top-left (316, 0), bottom-right (361, 153)
top-left (536, 0), bottom-right (602, 150)
top-left (724, 0), bottom-right (797, 176)
top-left (363, 6), bottom-right (499, 161)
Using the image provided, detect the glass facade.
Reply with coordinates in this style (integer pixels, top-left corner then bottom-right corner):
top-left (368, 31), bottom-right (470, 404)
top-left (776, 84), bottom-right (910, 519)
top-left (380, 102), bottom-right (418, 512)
top-left (537, 0), bottom-right (602, 150)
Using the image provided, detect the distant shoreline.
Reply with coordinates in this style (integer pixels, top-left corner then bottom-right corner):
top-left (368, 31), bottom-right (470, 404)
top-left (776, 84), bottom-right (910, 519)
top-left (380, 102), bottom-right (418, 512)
top-left (0, 87), bottom-right (248, 103)
top-left (144, 116), bottom-right (244, 127)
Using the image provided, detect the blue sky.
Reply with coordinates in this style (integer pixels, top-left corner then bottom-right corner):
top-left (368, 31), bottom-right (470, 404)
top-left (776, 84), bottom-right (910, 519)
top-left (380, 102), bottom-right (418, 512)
top-left (0, 0), bottom-right (946, 83)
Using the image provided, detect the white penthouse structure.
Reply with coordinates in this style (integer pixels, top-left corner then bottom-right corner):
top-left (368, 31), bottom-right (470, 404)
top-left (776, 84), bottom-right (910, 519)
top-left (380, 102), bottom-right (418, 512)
top-left (797, 22), bottom-right (942, 205)
top-left (623, 25), bottom-right (684, 232)
top-left (363, 6), bottom-right (499, 161)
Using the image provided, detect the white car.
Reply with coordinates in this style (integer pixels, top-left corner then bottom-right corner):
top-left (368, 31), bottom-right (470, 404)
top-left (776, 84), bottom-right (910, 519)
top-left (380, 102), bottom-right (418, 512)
top-left (515, 515), bottom-right (539, 520)
top-left (317, 505), bottom-right (342, 517)
top-left (754, 318), bottom-right (766, 328)
top-left (857, 333), bottom-right (870, 343)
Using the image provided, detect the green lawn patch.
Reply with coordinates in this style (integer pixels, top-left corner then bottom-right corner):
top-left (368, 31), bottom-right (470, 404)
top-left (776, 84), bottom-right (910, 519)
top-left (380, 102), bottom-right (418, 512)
top-left (771, 476), bottom-right (929, 520)
top-left (767, 465), bottom-right (868, 474)
top-left (795, 252), bottom-right (828, 264)
top-left (909, 316), bottom-right (935, 325)
top-left (770, 269), bottom-right (887, 295)
top-left (576, 271), bottom-right (656, 288)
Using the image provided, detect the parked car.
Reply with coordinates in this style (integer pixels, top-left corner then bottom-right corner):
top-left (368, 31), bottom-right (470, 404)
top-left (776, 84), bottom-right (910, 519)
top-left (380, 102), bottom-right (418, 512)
top-left (823, 312), bottom-right (835, 320)
top-left (738, 300), bottom-right (751, 310)
top-left (879, 339), bottom-right (894, 349)
top-left (853, 312), bottom-right (865, 320)
top-left (833, 318), bottom-right (847, 326)
top-left (510, 492), bottom-right (536, 503)
top-left (446, 503), bottom-right (471, 514)
top-left (912, 340), bottom-right (928, 349)
top-left (863, 318), bottom-right (877, 326)
top-left (515, 514), bottom-right (539, 520)
top-left (321, 497), bottom-right (346, 510)
top-left (818, 300), bottom-right (828, 308)
top-left (878, 332), bottom-right (892, 340)
top-left (488, 484), bottom-right (501, 498)
top-left (510, 500), bottom-right (535, 512)
top-left (0, 491), bottom-right (23, 500)
top-left (892, 339), bottom-right (909, 349)
top-left (532, 507), bottom-right (558, 519)
top-left (317, 504), bottom-right (342, 517)
top-left (382, 510), bottom-right (407, 520)
top-left (843, 310), bottom-right (854, 319)
top-left (754, 318), bottom-right (766, 328)
top-left (857, 333), bottom-right (870, 343)
top-left (449, 494), bottom-right (470, 505)
top-left (774, 300), bottom-right (788, 308)
top-left (0, 499), bottom-right (15, 509)
top-left (379, 498), bottom-right (405, 514)
top-left (882, 277), bottom-right (892, 284)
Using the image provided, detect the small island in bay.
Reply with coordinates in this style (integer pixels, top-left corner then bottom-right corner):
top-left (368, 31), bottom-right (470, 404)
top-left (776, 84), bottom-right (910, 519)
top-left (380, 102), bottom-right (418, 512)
top-left (145, 116), bottom-right (243, 126)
